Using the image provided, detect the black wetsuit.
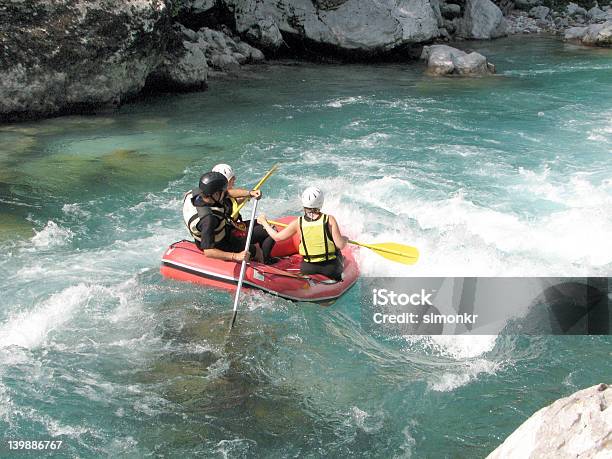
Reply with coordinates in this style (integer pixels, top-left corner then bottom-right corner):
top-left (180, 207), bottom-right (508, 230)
top-left (300, 251), bottom-right (344, 281)
top-left (225, 197), bottom-right (276, 263)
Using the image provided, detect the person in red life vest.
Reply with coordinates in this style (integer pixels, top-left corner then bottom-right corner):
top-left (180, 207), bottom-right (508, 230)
top-left (257, 187), bottom-right (349, 281)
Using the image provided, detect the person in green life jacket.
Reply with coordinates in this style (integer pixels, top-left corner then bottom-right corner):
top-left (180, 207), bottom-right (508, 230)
top-left (182, 171), bottom-right (262, 262)
top-left (257, 187), bottom-right (349, 281)
top-left (212, 163), bottom-right (277, 263)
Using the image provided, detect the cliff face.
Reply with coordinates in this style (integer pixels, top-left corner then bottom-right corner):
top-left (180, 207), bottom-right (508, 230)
top-left (0, 0), bottom-right (171, 120)
top-left (487, 383), bottom-right (612, 459)
top-left (1, 0), bottom-right (510, 121)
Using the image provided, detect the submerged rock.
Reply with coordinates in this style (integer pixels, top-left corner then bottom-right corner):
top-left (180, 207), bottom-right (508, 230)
top-left (0, 0), bottom-right (171, 121)
top-left (455, 0), bottom-right (508, 39)
top-left (420, 45), bottom-right (495, 76)
top-left (564, 21), bottom-right (612, 47)
top-left (487, 384), bottom-right (612, 459)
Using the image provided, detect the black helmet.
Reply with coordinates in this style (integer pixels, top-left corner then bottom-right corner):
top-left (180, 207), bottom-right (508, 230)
top-left (199, 171), bottom-right (228, 196)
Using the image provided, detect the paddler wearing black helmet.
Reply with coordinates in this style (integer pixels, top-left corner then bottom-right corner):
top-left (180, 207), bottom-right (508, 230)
top-left (212, 163), bottom-right (277, 264)
top-left (182, 171), bottom-right (262, 262)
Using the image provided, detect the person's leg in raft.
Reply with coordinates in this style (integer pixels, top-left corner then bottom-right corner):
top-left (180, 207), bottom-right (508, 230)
top-left (243, 223), bottom-right (276, 263)
top-left (300, 253), bottom-right (344, 281)
top-left (217, 236), bottom-right (261, 262)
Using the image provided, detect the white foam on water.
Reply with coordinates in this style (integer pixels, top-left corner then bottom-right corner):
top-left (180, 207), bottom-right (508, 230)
top-left (0, 284), bottom-right (97, 349)
top-left (215, 439), bottom-right (257, 459)
top-left (325, 96), bottom-right (365, 108)
top-left (586, 114), bottom-right (612, 142)
top-left (349, 406), bottom-right (384, 433)
top-left (62, 202), bottom-right (91, 218)
top-left (429, 358), bottom-right (500, 392)
top-left (30, 221), bottom-right (73, 248)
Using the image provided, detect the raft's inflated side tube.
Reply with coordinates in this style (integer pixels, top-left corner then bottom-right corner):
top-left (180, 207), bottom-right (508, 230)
top-left (160, 216), bottom-right (359, 304)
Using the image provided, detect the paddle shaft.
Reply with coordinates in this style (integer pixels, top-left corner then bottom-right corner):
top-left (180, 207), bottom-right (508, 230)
top-left (230, 198), bottom-right (259, 330)
top-left (266, 219), bottom-right (414, 259)
top-left (231, 164), bottom-right (278, 219)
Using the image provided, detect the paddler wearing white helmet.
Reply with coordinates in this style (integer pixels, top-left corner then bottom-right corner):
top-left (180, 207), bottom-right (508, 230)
top-left (211, 163), bottom-right (277, 264)
top-left (257, 186), bottom-right (349, 281)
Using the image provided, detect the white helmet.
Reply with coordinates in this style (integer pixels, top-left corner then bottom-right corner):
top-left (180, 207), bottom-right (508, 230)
top-left (301, 186), bottom-right (324, 208)
top-left (212, 164), bottom-right (235, 181)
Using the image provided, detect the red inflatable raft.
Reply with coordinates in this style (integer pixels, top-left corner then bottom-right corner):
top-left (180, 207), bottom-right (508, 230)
top-left (160, 217), bottom-right (359, 303)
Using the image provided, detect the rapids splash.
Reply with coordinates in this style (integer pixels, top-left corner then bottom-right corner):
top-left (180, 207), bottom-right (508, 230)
top-left (0, 35), bottom-right (610, 457)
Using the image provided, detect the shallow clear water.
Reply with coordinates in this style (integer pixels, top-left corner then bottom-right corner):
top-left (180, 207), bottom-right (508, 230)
top-left (0, 35), bottom-right (610, 457)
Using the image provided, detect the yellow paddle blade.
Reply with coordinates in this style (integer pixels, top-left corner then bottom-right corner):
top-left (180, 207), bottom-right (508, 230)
top-left (350, 240), bottom-right (420, 265)
top-left (232, 164), bottom-right (279, 219)
top-left (253, 163), bottom-right (279, 190)
top-left (267, 219), bottom-right (420, 266)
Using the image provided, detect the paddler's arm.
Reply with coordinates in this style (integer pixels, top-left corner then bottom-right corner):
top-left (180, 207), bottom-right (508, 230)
top-left (257, 214), bottom-right (298, 242)
top-left (202, 248), bottom-right (249, 262)
top-left (328, 215), bottom-right (348, 250)
top-left (228, 189), bottom-right (262, 200)
top-left (198, 215), bottom-right (249, 261)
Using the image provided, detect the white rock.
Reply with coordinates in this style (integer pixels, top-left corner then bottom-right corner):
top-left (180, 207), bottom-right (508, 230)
top-left (564, 26), bottom-right (588, 41)
top-left (455, 0), bottom-right (507, 39)
top-left (227, 0), bottom-right (440, 53)
top-left (487, 384), bottom-right (612, 459)
top-left (587, 7), bottom-right (608, 22)
top-left (420, 44), bottom-right (495, 76)
top-left (564, 20), bottom-right (612, 47)
top-left (581, 20), bottom-right (612, 46)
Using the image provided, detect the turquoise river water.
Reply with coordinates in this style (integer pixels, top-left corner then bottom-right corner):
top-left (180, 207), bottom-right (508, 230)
top-left (0, 36), bottom-right (611, 457)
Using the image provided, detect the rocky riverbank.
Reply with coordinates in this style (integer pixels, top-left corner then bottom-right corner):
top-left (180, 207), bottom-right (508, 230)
top-left (2, 0), bottom-right (611, 121)
top-left (505, 2), bottom-right (612, 36)
top-left (487, 383), bottom-right (612, 458)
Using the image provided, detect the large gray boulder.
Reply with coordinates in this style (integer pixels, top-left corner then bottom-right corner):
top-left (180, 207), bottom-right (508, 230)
top-left (587, 7), bottom-right (608, 22)
top-left (455, 0), bottom-right (508, 39)
top-left (566, 2), bottom-right (588, 18)
top-left (197, 27), bottom-right (265, 72)
top-left (226, 0), bottom-right (441, 54)
top-left (564, 21), bottom-right (612, 47)
top-left (441, 3), bottom-right (462, 19)
top-left (149, 25), bottom-right (209, 91)
top-left (580, 21), bottom-right (612, 46)
top-left (487, 384), bottom-right (612, 459)
top-left (420, 44), bottom-right (495, 75)
top-left (0, 0), bottom-right (171, 121)
top-left (244, 18), bottom-right (285, 51)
